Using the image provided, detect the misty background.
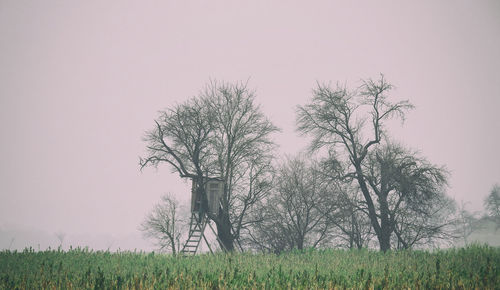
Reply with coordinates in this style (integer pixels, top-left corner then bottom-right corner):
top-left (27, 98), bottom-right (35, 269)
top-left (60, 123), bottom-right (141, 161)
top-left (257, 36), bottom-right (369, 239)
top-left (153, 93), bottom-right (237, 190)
top-left (1, 0), bottom-right (499, 251)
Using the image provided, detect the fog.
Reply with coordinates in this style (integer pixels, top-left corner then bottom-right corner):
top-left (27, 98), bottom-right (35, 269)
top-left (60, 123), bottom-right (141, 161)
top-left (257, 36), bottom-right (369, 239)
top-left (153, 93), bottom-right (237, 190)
top-left (1, 0), bottom-right (499, 251)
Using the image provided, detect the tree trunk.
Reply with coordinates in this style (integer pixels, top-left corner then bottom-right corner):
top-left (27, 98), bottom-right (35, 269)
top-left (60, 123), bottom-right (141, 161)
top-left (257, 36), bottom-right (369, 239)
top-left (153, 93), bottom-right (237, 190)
top-left (354, 167), bottom-right (385, 249)
top-left (297, 235), bottom-right (304, 250)
top-left (378, 194), bottom-right (393, 252)
top-left (394, 228), bottom-right (409, 249)
top-left (378, 226), bottom-right (391, 252)
top-left (170, 235), bottom-right (177, 255)
top-left (349, 214), bottom-right (355, 249)
top-left (354, 165), bottom-right (393, 252)
top-left (216, 213), bottom-right (235, 251)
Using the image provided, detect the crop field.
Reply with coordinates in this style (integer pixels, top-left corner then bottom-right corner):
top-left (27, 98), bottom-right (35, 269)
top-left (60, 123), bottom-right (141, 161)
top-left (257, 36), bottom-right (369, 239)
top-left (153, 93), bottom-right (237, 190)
top-left (1, 245), bottom-right (499, 289)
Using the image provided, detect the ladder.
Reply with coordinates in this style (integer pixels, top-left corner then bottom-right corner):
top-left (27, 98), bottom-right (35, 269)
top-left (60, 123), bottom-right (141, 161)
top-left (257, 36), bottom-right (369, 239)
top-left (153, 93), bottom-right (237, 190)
top-left (180, 211), bottom-right (243, 255)
top-left (181, 212), bottom-right (208, 255)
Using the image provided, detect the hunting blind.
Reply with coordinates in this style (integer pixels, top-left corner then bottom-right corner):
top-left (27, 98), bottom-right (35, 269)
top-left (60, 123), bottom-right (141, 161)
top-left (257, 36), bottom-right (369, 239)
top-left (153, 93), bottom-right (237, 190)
top-left (190, 179), bottom-right (223, 216)
top-left (181, 177), bottom-right (224, 255)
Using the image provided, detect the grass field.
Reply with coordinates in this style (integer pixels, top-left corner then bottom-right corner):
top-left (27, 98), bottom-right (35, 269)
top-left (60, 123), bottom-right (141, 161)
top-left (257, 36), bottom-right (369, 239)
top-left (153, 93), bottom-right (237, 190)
top-left (1, 244), bottom-right (499, 289)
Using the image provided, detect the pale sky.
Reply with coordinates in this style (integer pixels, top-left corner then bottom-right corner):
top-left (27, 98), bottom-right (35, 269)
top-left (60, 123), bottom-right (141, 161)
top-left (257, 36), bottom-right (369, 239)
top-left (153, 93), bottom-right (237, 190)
top-left (1, 0), bottom-right (499, 250)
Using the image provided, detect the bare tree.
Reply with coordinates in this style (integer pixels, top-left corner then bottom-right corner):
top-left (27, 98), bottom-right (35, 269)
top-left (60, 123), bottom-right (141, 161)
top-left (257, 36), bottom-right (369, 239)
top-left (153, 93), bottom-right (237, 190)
top-left (392, 194), bottom-right (457, 249)
top-left (363, 143), bottom-right (451, 249)
top-left (140, 194), bottom-right (184, 254)
top-left (456, 201), bottom-right (481, 245)
top-left (140, 95), bottom-right (214, 180)
top-left (298, 75), bottom-right (453, 251)
top-left (313, 154), bottom-right (375, 249)
top-left (318, 142), bottom-right (452, 251)
top-left (246, 156), bottom-right (335, 253)
top-left (204, 81), bottom-right (279, 251)
top-left (484, 184), bottom-right (500, 230)
top-left (244, 201), bottom-right (295, 254)
top-left (140, 81), bottom-right (279, 251)
top-left (320, 184), bottom-right (374, 249)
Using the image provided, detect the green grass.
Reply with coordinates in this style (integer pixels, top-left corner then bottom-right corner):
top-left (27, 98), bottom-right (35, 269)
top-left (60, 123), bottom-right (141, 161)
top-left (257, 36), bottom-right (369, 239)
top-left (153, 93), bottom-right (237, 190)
top-left (1, 245), bottom-right (499, 289)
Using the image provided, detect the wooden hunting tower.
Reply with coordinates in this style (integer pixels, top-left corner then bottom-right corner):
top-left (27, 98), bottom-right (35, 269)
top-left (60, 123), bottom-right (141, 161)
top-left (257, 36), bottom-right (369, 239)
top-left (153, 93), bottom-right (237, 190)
top-left (190, 179), bottom-right (223, 216)
top-left (181, 177), bottom-right (224, 255)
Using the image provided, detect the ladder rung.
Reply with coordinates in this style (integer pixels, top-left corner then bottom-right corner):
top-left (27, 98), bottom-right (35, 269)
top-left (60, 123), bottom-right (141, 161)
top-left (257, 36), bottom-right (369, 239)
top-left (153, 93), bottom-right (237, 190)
top-left (182, 213), bottom-right (210, 255)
